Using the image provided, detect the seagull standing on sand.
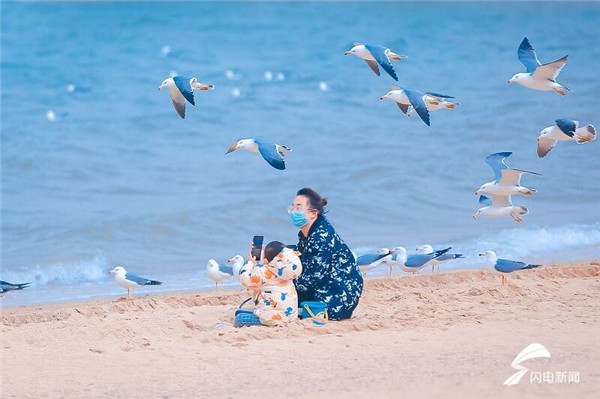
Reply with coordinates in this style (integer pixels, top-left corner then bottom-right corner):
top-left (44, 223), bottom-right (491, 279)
top-left (404, 247), bottom-right (451, 273)
top-left (476, 152), bottom-right (540, 197)
top-left (385, 246), bottom-right (451, 274)
top-left (206, 259), bottom-right (233, 289)
top-left (407, 93), bottom-right (459, 118)
top-left (344, 43), bottom-right (406, 81)
top-left (356, 248), bottom-right (393, 277)
top-left (416, 245), bottom-right (464, 272)
top-left (108, 266), bottom-right (162, 300)
top-left (227, 255), bottom-right (246, 281)
top-left (508, 37), bottom-right (569, 95)
top-left (0, 280), bottom-right (30, 294)
top-left (537, 119), bottom-right (596, 158)
top-left (158, 76), bottom-right (214, 118)
top-left (380, 86), bottom-right (436, 126)
top-left (384, 246), bottom-right (407, 275)
top-left (478, 251), bottom-right (540, 285)
top-left (226, 138), bottom-right (292, 170)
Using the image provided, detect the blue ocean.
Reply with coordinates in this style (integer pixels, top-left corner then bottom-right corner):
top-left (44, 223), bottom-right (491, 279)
top-left (2, 1), bottom-right (599, 307)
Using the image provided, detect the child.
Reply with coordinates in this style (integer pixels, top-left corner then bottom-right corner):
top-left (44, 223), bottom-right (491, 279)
top-left (235, 241), bottom-right (303, 327)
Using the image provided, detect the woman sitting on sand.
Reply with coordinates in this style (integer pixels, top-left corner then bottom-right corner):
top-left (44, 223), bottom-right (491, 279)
top-left (289, 188), bottom-right (363, 320)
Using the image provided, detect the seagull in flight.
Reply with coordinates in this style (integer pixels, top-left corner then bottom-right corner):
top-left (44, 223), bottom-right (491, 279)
top-left (476, 152), bottom-right (540, 197)
top-left (226, 138), bottom-right (292, 170)
top-left (508, 37), bottom-right (570, 95)
top-left (537, 119), bottom-right (596, 158)
top-left (345, 42), bottom-right (406, 81)
top-left (380, 86), bottom-right (437, 126)
top-left (158, 76), bottom-right (214, 118)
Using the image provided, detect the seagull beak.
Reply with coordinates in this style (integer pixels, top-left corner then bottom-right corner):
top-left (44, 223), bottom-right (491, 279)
top-left (507, 79), bottom-right (513, 84)
top-left (227, 258), bottom-right (233, 262)
top-left (108, 269), bottom-right (115, 274)
top-left (478, 253), bottom-right (484, 257)
top-left (344, 51), bottom-right (350, 56)
top-left (475, 190), bottom-right (480, 195)
top-left (226, 143), bottom-right (238, 154)
top-left (380, 96), bottom-right (385, 101)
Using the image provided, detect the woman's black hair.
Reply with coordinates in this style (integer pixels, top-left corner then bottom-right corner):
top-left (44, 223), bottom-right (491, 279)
top-left (296, 187), bottom-right (328, 215)
top-left (264, 241), bottom-right (285, 263)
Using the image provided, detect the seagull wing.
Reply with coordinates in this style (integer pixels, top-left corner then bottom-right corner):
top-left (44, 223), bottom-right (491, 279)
top-left (396, 102), bottom-right (409, 114)
top-left (499, 169), bottom-right (540, 186)
top-left (532, 55), bottom-right (568, 81)
top-left (172, 76), bottom-right (195, 105)
top-left (405, 254), bottom-right (432, 267)
top-left (490, 194), bottom-right (512, 208)
top-left (555, 119), bottom-right (577, 137)
top-left (537, 137), bottom-right (558, 158)
top-left (495, 258), bottom-right (529, 273)
top-left (403, 88), bottom-right (430, 126)
top-left (517, 37), bottom-right (541, 73)
top-left (479, 195), bottom-right (492, 206)
top-left (436, 253), bottom-right (463, 261)
top-left (365, 44), bottom-right (398, 81)
top-left (357, 253), bottom-right (385, 265)
top-left (0, 281), bottom-right (30, 291)
top-left (485, 152), bottom-right (512, 182)
top-left (255, 139), bottom-right (286, 170)
top-left (218, 264), bottom-right (234, 275)
top-left (364, 59), bottom-right (380, 76)
top-left (423, 92), bottom-right (455, 100)
top-left (168, 86), bottom-right (188, 119)
top-left (125, 273), bottom-right (162, 286)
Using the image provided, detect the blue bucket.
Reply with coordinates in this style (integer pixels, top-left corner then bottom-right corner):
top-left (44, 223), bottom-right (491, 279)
top-left (299, 301), bottom-right (328, 319)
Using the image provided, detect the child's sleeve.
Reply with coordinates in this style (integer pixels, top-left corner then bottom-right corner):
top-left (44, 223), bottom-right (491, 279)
top-left (239, 261), bottom-right (268, 290)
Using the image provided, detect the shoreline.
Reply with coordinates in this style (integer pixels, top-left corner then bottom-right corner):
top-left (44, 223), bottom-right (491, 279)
top-left (3, 257), bottom-right (599, 310)
top-left (2, 260), bottom-right (599, 398)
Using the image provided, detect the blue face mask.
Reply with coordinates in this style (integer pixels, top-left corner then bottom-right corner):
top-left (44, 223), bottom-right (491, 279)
top-left (290, 211), bottom-right (309, 228)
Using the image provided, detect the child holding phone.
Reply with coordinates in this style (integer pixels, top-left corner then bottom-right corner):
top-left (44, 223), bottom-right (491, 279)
top-left (235, 241), bottom-right (303, 327)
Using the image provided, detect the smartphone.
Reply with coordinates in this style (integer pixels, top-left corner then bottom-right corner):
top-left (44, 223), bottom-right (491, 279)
top-left (251, 235), bottom-right (264, 260)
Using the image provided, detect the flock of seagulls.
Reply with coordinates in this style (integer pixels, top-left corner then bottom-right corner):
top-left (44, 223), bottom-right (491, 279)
top-left (8, 37), bottom-right (594, 302)
top-left (469, 37), bottom-right (594, 223)
top-left (155, 37), bottom-right (594, 175)
top-left (344, 42), bottom-right (458, 126)
top-left (0, 243), bottom-right (535, 300)
top-left (355, 246), bottom-right (458, 276)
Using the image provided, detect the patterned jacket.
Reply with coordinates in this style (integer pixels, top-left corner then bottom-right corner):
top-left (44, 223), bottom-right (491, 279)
top-left (239, 248), bottom-right (303, 326)
top-left (294, 215), bottom-right (363, 320)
